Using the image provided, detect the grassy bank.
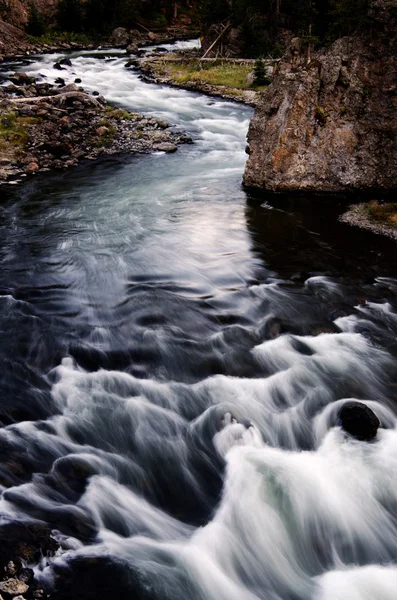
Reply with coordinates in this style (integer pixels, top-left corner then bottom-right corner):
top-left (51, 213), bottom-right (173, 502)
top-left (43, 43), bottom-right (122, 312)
top-left (160, 60), bottom-right (263, 90)
top-left (365, 200), bottom-right (397, 228)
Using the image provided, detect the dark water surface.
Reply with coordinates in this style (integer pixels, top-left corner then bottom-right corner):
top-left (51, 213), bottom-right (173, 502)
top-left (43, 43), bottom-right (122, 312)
top-left (1, 42), bottom-right (397, 600)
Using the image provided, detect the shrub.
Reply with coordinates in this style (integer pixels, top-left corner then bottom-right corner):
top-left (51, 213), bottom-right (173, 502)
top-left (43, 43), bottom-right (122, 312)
top-left (26, 2), bottom-right (46, 37)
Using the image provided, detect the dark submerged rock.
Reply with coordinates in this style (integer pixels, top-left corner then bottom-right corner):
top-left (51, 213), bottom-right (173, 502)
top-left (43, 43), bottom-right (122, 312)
top-left (338, 401), bottom-right (380, 441)
top-left (0, 521), bottom-right (59, 572)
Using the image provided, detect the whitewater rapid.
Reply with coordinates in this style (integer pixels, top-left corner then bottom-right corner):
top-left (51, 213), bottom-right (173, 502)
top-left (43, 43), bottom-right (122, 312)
top-left (0, 40), bottom-right (397, 600)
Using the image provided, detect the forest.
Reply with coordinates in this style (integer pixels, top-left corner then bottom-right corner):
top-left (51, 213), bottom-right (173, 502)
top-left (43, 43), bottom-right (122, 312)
top-left (20, 0), bottom-right (370, 55)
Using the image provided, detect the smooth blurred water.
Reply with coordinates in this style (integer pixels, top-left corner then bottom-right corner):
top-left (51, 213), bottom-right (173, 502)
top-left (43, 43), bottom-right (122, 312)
top-left (1, 41), bottom-right (397, 600)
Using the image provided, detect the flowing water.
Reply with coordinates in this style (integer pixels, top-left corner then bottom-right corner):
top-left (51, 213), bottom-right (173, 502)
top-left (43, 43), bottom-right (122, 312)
top-left (1, 41), bottom-right (397, 600)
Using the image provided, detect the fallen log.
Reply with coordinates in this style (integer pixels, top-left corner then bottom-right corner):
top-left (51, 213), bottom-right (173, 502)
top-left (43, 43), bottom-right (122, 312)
top-left (8, 92), bottom-right (102, 109)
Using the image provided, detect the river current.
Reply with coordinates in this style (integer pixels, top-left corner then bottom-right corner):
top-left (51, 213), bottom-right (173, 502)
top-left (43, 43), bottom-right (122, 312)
top-left (1, 40), bottom-right (397, 600)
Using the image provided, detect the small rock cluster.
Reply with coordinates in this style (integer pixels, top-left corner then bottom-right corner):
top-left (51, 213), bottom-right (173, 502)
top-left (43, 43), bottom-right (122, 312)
top-left (0, 521), bottom-right (59, 599)
top-left (0, 69), bottom-right (193, 183)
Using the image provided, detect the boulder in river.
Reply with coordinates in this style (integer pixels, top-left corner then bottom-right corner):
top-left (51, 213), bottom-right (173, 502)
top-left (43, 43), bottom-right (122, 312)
top-left (109, 27), bottom-right (131, 47)
top-left (338, 401), bottom-right (380, 441)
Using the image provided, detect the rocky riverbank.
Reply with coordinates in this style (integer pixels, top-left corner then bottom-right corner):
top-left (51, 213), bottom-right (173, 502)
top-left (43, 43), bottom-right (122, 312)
top-left (133, 55), bottom-right (263, 106)
top-left (0, 70), bottom-right (193, 184)
top-left (0, 18), bottom-right (200, 61)
top-left (340, 202), bottom-right (397, 241)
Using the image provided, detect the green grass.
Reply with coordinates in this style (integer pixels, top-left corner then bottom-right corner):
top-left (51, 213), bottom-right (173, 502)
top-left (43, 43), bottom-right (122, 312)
top-left (157, 61), bottom-right (266, 91)
top-left (365, 200), bottom-right (397, 229)
top-left (0, 111), bottom-right (38, 158)
top-left (28, 31), bottom-right (94, 46)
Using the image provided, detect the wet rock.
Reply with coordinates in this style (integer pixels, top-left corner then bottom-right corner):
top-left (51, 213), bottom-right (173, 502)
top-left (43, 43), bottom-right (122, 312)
top-left (8, 72), bottom-right (35, 86)
top-left (338, 401), bottom-right (380, 441)
top-left (95, 127), bottom-right (109, 136)
top-left (53, 62), bottom-right (65, 71)
top-left (74, 78), bottom-right (82, 84)
top-left (153, 142), bottom-right (177, 153)
top-left (109, 27), bottom-right (130, 47)
top-left (126, 43), bottom-right (138, 55)
top-left (18, 568), bottom-right (34, 585)
top-left (55, 77), bottom-right (66, 86)
top-left (0, 521), bottom-right (59, 571)
top-left (4, 562), bottom-right (17, 576)
top-left (0, 578), bottom-right (29, 596)
top-left (59, 58), bottom-right (72, 67)
top-left (25, 162), bottom-right (39, 174)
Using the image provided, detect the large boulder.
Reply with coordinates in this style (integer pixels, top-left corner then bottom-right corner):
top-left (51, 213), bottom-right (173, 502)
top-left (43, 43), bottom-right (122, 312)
top-left (109, 27), bottom-right (131, 47)
top-left (338, 401), bottom-right (380, 441)
top-left (244, 0), bottom-right (397, 192)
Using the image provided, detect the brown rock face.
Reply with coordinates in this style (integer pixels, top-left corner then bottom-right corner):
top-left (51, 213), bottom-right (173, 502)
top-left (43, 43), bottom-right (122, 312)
top-left (243, 1), bottom-right (397, 192)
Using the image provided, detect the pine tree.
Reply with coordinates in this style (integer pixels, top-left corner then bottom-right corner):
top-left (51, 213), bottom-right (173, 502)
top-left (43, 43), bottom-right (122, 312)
top-left (253, 58), bottom-right (270, 86)
top-left (57, 0), bottom-right (84, 32)
top-left (26, 2), bottom-right (46, 37)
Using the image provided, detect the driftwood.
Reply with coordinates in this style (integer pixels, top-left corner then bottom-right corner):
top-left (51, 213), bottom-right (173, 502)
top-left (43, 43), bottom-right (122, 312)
top-left (8, 92), bottom-right (102, 108)
top-left (201, 22), bottom-right (231, 59)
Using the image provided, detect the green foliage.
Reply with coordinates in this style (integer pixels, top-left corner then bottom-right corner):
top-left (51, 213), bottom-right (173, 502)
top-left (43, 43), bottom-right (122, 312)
top-left (253, 58), bottom-right (270, 86)
top-left (25, 2), bottom-right (46, 37)
top-left (57, 0), bottom-right (84, 32)
top-left (152, 11), bottom-right (168, 28)
top-left (200, 0), bottom-right (229, 25)
top-left (365, 200), bottom-right (397, 229)
top-left (328, 0), bottom-right (369, 38)
top-left (315, 105), bottom-right (327, 125)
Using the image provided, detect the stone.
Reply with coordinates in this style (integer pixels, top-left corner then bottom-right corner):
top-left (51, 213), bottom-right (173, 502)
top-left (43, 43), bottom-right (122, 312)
top-left (96, 127), bottom-right (109, 136)
top-left (21, 156), bottom-right (39, 165)
top-left (59, 58), bottom-right (72, 67)
top-left (55, 83), bottom-right (79, 94)
top-left (53, 62), bottom-right (65, 71)
top-left (126, 43), bottom-right (139, 55)
top-left (55, 77), bottom-right (65, 86)
top-left (244, 0), bottom-right (397, 192)
top-left (109, 27), bottom-right (131, 47)
top-left (9, 72), bottom-right (35, 86)
top-left (153, 142), bottom-right (177, 153)
top-left (4, 561), bottom-right (17, 576)
top-left (0, 578), bottom-right (29, 596)
top-left (18, 568), bottom-right (34, 584)
top-left (74, 78), bottom-right (82, 84)
top-left (25, 162), bottom-right (39, 174)
top-left (148, 32), bottom-right (156, 41)
top-left (338, 401), bottom-right (380, 441)
top-left (246, 72), bottom-right (255, 86)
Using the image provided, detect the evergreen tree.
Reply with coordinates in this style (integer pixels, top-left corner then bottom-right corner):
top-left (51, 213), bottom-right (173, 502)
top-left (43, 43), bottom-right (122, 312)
top-left (57, 0), bottom-right (84, 32)
top-left (328, 0), bottom-right (369, 38)
top-left (253, 58), bottom-right (270, 86)
top-left (26, 2), bottom-right (46, 37)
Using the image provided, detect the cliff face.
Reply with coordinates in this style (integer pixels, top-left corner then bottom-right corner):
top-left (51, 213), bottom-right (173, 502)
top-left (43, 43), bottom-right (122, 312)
top-left (0, 0), bottom-right (57, 27)
top-left (244, 1), bottom-right (397, 193)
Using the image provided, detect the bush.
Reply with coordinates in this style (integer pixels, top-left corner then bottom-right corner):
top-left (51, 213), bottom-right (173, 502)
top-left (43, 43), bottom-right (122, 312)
top-left (57, 0), bottom-right (84, 33)
top-left (26, 2), bottom-right (46, 37)
top-left (253, 58), bottom-right (270, 86)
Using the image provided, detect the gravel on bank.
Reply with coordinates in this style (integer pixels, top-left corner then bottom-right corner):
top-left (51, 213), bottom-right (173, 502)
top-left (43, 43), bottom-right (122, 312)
top-left (132, 56), bottom-right (260, 106)
top-left (0, 73), bottom-right (193, 185)
top-left (339, 203), bottom-right (397, 241)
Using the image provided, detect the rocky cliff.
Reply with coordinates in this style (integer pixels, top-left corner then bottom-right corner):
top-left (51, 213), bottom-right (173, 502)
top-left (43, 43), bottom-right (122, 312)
top-left (243, 0), bottom-right (397, 193)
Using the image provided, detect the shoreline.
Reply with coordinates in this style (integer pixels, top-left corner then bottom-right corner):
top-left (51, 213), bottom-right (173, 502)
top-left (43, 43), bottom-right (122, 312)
top-left (134, 57), bottom-right (260, 106)
top-left (0, 76), bottom-right (193, 186)
top-left (339, 203), bottom-right (397, 241)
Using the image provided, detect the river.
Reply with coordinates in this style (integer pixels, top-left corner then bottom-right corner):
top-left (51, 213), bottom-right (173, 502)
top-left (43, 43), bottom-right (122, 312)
top-left (1, 40), bottom-right (397, 600)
